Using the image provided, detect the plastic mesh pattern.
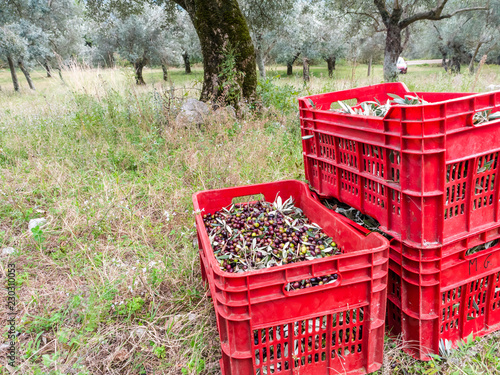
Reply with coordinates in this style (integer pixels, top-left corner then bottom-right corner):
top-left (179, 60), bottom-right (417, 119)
top-left (444, 161), bottom-right (468, 220)
top-left (472, 152), bottom-right (498, 211)
top-left (252, 308), bottom-right (366, 375)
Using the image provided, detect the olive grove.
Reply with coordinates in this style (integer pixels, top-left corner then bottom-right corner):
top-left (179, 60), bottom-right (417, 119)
top-left (0, 0), bottom-right (495, 97)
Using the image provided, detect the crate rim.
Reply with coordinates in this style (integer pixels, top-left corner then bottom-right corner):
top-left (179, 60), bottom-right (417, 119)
top-left (298, 82), bottom-right (498, 115)
top-left (193, 179), bottom-right (389, 279)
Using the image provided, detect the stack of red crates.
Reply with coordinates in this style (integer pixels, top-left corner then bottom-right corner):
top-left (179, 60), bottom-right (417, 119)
top-left (194, 180), bottom-right (389, 374)
top-left (299, 82), bottom-right (500, 360)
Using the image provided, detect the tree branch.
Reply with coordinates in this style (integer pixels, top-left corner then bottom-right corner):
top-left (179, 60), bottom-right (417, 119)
top-left (346, 11), bottom-right (386, 32)
top-left (432, 24), bottom-right (443, 41)
top-left (400, 4), bottom-right (487, 29)
top-left (373, 0), bottom-right (391, 27)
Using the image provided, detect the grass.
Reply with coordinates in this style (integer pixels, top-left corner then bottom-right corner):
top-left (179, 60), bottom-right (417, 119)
top-left (0, 61), bottom-right (499, 374)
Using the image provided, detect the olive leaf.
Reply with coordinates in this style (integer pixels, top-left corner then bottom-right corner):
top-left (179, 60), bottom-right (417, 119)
top-left (477, 159), bottom-right (494, 173)
top-left (488, 111), bottom-right (500, 121)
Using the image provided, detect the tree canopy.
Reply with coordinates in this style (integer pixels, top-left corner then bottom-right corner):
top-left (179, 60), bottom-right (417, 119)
top-left (0, 0), bottom-right (494, 95)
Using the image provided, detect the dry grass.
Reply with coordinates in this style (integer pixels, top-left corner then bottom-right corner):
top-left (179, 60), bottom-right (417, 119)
top-left (0, 63), bottom-right (499, 374)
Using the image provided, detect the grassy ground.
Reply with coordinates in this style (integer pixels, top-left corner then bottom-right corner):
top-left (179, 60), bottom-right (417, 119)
top-left (1, 62), bottom-right (500, 374)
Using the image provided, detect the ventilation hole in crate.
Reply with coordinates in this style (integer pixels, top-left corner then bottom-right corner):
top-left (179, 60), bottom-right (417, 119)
top-left (330, 307), bottom-right (365, 360)
top-left (466, 277), bottom-right (489, 321)
top-left (319, 134), bottom-right (336, 161)
top-left (340, 170), bottom-right (359, 196)
top-left (338, 139), bottom-right (358, 168)
top-left (389, 270), bottom-right (401, 298)
top-left (446, 161), bottom-right (469, 183)
top-left (441, 286), bottom-right (462, 333)
top-left (254, 313), bottom-right (335, 372)
top-left (389, 189), bottom-right (401, 216)
top-left (445, 161), bottom-right (469, 220)
top-left (362, 145), bottom-right (385, 178)
top-left (388, 150), bottom-right (400, 164)
top-left (364, 179), bottom-right (386, 208)
top-left (317, 161), bottom-right (337, 188)
top-left (472, 153), bottom-right (498, 212)
top-left (388, 150), bottom-right (401, 183)
top-left (253, 325), bottom-right (291, 373)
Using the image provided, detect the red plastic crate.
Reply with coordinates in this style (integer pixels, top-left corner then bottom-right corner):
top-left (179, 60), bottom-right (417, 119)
top-left (386, 234), bottom-right (500, 360)
top-left (315, 201), bottom-right (500, 360)
top-left (299, 82), bottom-right (500, 247)
top-left (194, 180), bottom-right (389, 375)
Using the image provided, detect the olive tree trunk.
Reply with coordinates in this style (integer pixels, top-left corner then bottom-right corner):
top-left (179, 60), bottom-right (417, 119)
top-left (161, 64), bottom-right (168, 81)
top-left (451, 55), bottom-right (461, 73)
top-left (326, 56), bottom-right (336, 77)
top-left (256, 46), bottom-right (266, 79)
top-left (303, 58), bottom-right (310, 83)
top-left (44, 61), bottom-right (52, 78)
top-left (18, 60), bottom-right (35, 90)
top-left (182, 52), bottom-right (191, 74)
top-left (469, 42), bottom-right (483, 74)
top-left (255, 33), bottom-right (266, 78)
top-left (287, 52), bottom-right (300, 76)
top-left (173, 0), bottom-right (257, 104)
top-left (383, 24), bottom-right (403, 82)
top-left (7, 55), bottom-right (19, 92)
top-left (134, 59), bottom-right (147, 85)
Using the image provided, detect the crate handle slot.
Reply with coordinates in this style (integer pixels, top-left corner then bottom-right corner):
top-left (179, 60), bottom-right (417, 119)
top-left (470, 113), bottom-right (500, 128)
top-left (461, 239), bottom-right (500, 260)
top-left (283, 272), bottom-right (341, 297)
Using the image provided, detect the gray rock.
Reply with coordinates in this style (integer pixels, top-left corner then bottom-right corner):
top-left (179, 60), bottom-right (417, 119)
top-left (176, 98), bottom-right (209, 126)
top-left (1, 247), bottom-right (15, 256)
top-left (214, 106), bottom-right (237, 122)
top-left (28, 218), bottom-right (47, 231)
top-left (132, 327), bottom-right (147, 337)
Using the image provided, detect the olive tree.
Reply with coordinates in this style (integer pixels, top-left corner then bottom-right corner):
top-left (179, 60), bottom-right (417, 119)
top-left (415, 2), bottom-right (497, 74)
top-left (239, 0), bottom-right (294, 78)
top-left (89, 4), bottom-right (181, 84)
top-left (272, 1), bottom-right (351, 80)
top-left (0, 25), bottom-right (27, 91)
top-left (272, 0), bottom-right (317, 78)
top-left (175, 10), bottom-right (202, 74)
top-left (314, 1), bottom-right (355, 77)
top-left (86, 0), bottom-right (257, 104)
top-left (340, 0), bottom-right (488, 81)
top-left (0, 0), bottom-right (87, 90)
top-left (0, 0), bottom-right (51, 90)
top-left (115, 4), bottom-right (180, 84)
top-left (41, 0), bottom-right (88, 76)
